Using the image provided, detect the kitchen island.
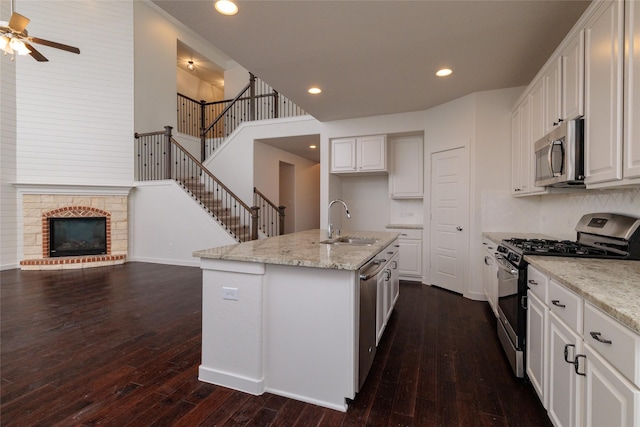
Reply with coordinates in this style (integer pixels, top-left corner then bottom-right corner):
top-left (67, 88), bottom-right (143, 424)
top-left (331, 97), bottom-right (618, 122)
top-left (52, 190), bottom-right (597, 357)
top-left (193, 229), bottom-right (399, 411)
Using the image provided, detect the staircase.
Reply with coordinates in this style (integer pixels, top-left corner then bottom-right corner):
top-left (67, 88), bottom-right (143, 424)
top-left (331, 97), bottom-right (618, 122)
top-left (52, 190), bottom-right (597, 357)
top-left (134, 73), bottom-right (301, 242)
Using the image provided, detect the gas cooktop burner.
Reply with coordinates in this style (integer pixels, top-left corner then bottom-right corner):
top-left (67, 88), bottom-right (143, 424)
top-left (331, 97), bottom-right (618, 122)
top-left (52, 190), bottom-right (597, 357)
top-left (502, 238), bottom-right (615, 258)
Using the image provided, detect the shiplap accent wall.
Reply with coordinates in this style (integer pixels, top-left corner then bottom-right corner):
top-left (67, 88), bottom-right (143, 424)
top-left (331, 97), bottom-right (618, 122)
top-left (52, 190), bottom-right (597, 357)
top-left (15, 0), bottom-right (134, 186)
top-left (0, 0), bottom-right (18, 268)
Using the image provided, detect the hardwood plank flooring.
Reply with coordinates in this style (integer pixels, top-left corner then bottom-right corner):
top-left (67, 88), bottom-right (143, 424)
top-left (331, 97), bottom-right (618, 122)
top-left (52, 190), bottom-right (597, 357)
top-left (1, 263), bottom-right (551, 426)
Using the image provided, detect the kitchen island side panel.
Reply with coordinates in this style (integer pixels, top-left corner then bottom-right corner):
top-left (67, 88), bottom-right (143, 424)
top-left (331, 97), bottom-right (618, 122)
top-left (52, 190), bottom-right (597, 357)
top-left (199, 259), bottom-right (266, 395)
top-left (263, 264), bottom-right (358, 412)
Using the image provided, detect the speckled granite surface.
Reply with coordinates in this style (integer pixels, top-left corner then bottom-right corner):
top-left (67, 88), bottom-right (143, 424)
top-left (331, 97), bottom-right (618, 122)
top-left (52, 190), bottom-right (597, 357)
top-left (193, 229), bottom-right (400, 271)
top-left (526, 256), bottom-right (640, 335)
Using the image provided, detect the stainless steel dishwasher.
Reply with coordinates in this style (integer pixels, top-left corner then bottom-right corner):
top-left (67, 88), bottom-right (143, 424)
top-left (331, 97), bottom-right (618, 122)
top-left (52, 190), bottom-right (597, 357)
top-left (358, 254), bottom-right (386, 391)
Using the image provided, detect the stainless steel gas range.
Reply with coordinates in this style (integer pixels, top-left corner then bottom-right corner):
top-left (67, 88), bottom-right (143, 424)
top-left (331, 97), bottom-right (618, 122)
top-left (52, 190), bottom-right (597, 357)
top-left (495, 213), bottom-right (640, 378)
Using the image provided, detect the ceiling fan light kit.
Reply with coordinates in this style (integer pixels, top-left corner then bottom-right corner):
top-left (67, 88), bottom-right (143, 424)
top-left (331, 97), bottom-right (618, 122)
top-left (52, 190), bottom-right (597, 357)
top-left (1, 8), bottom-right (80, 62)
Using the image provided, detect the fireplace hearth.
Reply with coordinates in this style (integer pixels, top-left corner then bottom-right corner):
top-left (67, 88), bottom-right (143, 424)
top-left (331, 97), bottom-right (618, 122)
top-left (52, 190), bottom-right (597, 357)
top-left (49, 217), bottom-right (107, 257)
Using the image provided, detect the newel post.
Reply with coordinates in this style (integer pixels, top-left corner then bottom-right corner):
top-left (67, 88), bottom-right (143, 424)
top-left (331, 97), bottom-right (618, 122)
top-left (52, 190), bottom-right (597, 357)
top-left (164, 126), bottom-right (173, 180)
top-left (200, 100), bottom-right (207, 161)
top-left (277, 206), bottom-right (286, 235)
top-left (250, 206), bottom-right (260, 241)
top-left (249, 73), bottom-right (256, 122)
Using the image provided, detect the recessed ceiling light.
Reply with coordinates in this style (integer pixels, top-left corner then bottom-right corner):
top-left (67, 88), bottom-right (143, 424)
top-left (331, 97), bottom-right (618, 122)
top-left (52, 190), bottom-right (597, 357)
top-left (308, 87), bottom-right (322, 95)
top-left (215, 0), bottom-right (238, 15)
top-left (436, 68), bottom-right (453, 77)
top-left (309, 145), bottom-right (317, 149)
top-left (187, 61), bottom-right (195, 71)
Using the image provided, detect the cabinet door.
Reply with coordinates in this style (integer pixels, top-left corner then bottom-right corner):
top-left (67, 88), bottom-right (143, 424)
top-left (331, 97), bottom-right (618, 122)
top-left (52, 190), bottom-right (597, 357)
top-left (358, 135), bottom-right (386, 172)
top-left (389, 136), bottom-right (423, 198)
top-left (531, 79), bottom-right (546, 149)
top-left (548, 312), bottom-right (583, 427)
top-left (518, 98), bottom-right (531, 193)
top-left (331, 138), bottom-right (357, 172)
top-left (544, 58), bottom-right (562, 134)
top-left (511, 108), bottom-right (523, 194)
top-left (584, 0), bottom-right (624, 185)
top-left (376, 272), bottom-right (386, 345)
top-left (527, 290), bottom-right (548, 408)
top-left (398, 237), bottom-right (422, 278)
top-left (390, 253), bottom-right (399, 307)
top-left (562, 30), bottom-right (585, 121)
top-left (582, 344), bottom-right (640, 427)
top-left (482, 249), bottom-right (498, 316)
top-left (624, 0), bottom-right (640, 180)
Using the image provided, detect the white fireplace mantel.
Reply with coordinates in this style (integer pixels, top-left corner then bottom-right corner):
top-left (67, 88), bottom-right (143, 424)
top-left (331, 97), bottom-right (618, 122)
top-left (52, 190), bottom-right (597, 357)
top-left (13, 182), bottom-right (132, 196)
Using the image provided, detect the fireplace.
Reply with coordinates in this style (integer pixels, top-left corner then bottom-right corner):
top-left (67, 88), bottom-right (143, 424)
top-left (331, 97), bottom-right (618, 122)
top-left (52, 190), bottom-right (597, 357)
top-left (49, 217), bottom-right (107, 257)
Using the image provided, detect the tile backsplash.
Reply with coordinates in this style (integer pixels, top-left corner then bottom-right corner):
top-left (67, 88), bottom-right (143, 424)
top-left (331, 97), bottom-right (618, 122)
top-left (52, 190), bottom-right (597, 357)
top-left (481, 187), bottom-right (640, 240)
top-left (540, 187), bottom-right (640, 239)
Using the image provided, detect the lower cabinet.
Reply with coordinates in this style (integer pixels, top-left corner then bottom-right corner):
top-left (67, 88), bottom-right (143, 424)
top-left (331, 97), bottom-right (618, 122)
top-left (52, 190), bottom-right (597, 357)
top-left (391, 228), bottom-right (422, 281)
top-left (376, 242), bottom-right (400, 345)
top-left (526, 265), bottom-right (640, 427)
top-left (482, 238), bottom-right (499, 316)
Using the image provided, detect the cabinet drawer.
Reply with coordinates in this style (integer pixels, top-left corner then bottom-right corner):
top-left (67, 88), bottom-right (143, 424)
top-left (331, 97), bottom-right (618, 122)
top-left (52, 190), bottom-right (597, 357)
top-left (548, 279), bottom-right (583, 333)
top-left (584, 302), bottom-right (640, 387)
top-left (527, 266), bottom-right (548, 302)
top-left (394, 229), bottom-right (422, 240)
top-left (382, 240), bottom-right (399, 260)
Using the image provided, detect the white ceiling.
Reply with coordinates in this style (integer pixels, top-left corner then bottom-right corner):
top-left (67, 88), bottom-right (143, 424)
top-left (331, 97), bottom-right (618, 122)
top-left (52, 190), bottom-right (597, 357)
top-left (154, 0), bottom-right (591, 123)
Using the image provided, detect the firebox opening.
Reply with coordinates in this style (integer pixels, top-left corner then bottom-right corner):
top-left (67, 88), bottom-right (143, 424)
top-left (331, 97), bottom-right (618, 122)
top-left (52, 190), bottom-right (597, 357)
top-left (49, 217), bottom-right (107, 257)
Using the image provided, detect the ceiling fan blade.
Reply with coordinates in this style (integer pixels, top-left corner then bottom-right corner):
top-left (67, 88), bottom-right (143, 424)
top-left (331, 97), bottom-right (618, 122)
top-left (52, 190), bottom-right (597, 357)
top-left (8, 12), bottom-right (30, 33)
top-left (29, 37), bottom-right (80, 54)
top-left (23, 42), bottom-right (48, 62)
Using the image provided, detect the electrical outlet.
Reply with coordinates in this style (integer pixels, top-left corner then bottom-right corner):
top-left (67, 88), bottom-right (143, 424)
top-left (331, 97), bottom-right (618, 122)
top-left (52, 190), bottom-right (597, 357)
top-left (222, 287), bottom-right (239, 301)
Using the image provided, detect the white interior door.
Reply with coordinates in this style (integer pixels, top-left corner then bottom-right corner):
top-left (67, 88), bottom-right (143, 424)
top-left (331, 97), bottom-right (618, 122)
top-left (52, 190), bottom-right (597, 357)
top-left (429, 147), bottom-right (469, 294)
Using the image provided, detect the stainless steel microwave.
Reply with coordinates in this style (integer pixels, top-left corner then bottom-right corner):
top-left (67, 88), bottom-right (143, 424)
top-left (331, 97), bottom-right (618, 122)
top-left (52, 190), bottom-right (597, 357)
top-left (533, 119), bottom-right (585, 188)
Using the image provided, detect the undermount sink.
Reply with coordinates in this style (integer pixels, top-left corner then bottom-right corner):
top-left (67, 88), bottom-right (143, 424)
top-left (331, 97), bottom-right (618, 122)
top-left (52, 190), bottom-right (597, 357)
top-left (320, 236), bottom-right (379, 246)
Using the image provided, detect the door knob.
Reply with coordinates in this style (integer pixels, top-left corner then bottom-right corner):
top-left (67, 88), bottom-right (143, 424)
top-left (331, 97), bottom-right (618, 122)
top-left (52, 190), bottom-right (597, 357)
top-left (456, 226), bottom-right (463, 231)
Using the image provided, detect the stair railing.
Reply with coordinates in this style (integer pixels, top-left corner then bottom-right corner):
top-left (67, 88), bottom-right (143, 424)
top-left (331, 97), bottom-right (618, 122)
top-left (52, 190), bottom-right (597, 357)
top-left (134, 126), bottom-right (259, 242)
top-left (176, 73), bottom-right (307, 161)
top-left (253, 188), bottom-right (286, 237)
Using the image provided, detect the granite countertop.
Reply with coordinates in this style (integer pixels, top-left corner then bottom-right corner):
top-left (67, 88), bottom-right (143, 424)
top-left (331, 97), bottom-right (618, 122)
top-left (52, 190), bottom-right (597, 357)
top-left (193, 229), bottom-right (400, 271)
top-left (525, 256), bottom-right (640, 335)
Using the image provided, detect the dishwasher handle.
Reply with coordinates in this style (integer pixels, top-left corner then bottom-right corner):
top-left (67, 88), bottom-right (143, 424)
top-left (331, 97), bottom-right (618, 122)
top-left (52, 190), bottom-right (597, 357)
top-left (359, 261), bottom-right (386, 281)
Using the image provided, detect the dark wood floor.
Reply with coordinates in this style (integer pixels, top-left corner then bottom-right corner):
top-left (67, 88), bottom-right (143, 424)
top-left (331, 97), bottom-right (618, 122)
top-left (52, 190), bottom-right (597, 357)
top-left (1, 263), bottom-right (551, 426)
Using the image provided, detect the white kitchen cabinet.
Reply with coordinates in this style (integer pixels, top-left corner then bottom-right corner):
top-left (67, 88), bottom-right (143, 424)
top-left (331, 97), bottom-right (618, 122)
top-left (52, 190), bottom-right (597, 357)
top-left (389, 136), bottom-right (423, 198)
top-left (331, 135), bottom-right (387, 174)
top-left (526, 264), bottom-right (640, 427)
top-left (376, 264), bottom-right (386, 345)
top-left (377, 241), bottom-right (400, 345)
top-left (527, 290), bottom-right (548, 408)
top-left (481, 239), bottom-right (498, 316)
top-left (531, 78), bottom-right (546, 146)
top-left (582, 344), bottom-right (639, 427)
top-left (562, 30), bottom-right (585, 121)
top-left (547, 311), bottom-right (583, 427)
top-left (511, 95), bottom-right (548, 196)
top-left (389, 228), bottom-right (422, 281)
top-left (543, 57), bottom-right (562, 135)
top-left (623, 0), bottom-right (640, 181)
top-left (584, 0), bottom-right (625, 186)
top-left (390, 251), bottom-right (400, 307)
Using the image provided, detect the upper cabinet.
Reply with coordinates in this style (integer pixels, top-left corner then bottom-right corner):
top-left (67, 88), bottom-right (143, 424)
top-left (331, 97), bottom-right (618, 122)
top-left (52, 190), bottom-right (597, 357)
top-left (512, 0), bottom-right (640, 193)
top-left (584, 0), bottom-right (625, 186)
top-left (389, 136), bottom-right (423, 198)
top-left (331, 135), bottom-right (387, 174)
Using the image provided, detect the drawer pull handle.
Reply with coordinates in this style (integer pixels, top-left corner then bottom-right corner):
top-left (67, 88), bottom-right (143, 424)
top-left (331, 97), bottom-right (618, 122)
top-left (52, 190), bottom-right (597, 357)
top-left (528, 279), bottom-right (538, 286)
top-left (563, 344), bottom-right (575, 364)
top-left (590, 332), bottom-right (612, 345)
top-left (551, 300), bottom-right (566, 308)
top-left (574, 354), bottom-right (586, 376)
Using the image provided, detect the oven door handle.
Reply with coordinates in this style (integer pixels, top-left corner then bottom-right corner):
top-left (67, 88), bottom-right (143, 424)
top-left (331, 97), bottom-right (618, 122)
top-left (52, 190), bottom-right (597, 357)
top-left (495, 255), bottom-right (518, 275)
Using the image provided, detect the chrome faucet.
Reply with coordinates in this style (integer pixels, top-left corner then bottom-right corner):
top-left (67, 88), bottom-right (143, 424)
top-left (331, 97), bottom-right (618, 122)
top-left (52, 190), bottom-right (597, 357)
top-left (327, 199), bottom-right (351, 239)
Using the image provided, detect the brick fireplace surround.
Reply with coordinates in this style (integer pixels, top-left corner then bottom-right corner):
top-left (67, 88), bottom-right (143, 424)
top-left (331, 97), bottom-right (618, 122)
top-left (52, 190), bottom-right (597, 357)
top-left (20, 192), bottom-right (128, 270)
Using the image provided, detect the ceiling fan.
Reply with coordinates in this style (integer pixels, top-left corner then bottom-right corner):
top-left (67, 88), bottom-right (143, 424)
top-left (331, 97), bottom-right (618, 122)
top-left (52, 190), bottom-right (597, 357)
top-left (0, 4), bottom-right (80, 62)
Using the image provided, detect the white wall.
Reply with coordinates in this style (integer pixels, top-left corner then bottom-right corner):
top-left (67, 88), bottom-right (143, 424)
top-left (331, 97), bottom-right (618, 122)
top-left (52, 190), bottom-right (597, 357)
top-left (130, 181), bottom-right (236, 266)
top-left (0, 0), bottom-right (17, 269)
top-left (15, 0), bottom-right (133, 186)
top-left (254, 142), bottom-right (320, 233)
top-left (177, 68), bottom-right (223, 102)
